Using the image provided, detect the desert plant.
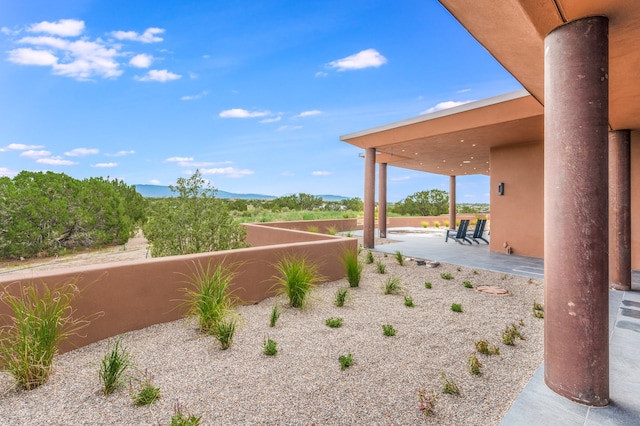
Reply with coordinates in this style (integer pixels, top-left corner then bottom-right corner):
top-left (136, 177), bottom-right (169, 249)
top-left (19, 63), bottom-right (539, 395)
top-left (424, 281), bottom-right (432, 289)
top-left (474, 340), bottom-right (500, 355)
top-left (467, 354), bottom-right (482, 376)
top-left (463, 281), bottom-right (473, 289)
top-left (433, 221), bottom-right (441, 228)
top-left (345, 232), bottom-right (353, 237)
top-left (394, 250), bottom-right (405, 266)
top-left (440, 272), bottom-right (453, 280)
top-left (131, 371), bottom-right (160, 407)
top-left (273, 253), bottom-right (322, 308)
top-left (451, 303), bottom-right (463, 313)
top-left (376, 260), bottom-right (387, 274)
top-left (306, 225), bottom-right (319, 233)
top-left (417, 388), bottom-right (438, 417)
top-left (171, 401), bottom-right (201, 426)
top-left (532, 301), bottom-right (544, 318)
top-left (443, 220), bottom-right (450, 227)
top-left (456, 266), bottom-right (461, 272)
top-left (263, 338), bottom-right (278, 356)
top-left (99, 337), bottom-right (131, 395)
top-left (215, 319), bottom-right (236, 350)
top-left (339, 353), bottom-right (354, 370)
top-left (180, 260), bottom-right (238, 335)
top-left (0, 280), bottom-right (91, 390)
top-left (365, 251), bottom-right (374, 264)
top-left (502, 323), bottom-right (525, 346)
top-left (421, 221), bottom-right (429, 228)
top-left (326, 225), bottom-right (338, 235)
top-left (341, 248), bottom-right (363, 288)
top-left (440, 372), bottom-right (460, 395)
top-left (334, 287), bottom-right (349, 307)
top-left (383, 277), bottom-right (404, 295)
top-left (325, 317), bottom-right (344, 328)
top-left (269, 304), bottom-right (280, 327)
top-left (472, 269), bottom-right (479, 275)
top-left (382, 324), bottom-right (397, 336)
top-left (404, 296), bottom-right (415, 307)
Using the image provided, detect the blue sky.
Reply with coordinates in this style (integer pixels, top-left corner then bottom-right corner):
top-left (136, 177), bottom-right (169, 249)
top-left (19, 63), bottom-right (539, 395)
top-left (0, 0), bottom-right (521, 202)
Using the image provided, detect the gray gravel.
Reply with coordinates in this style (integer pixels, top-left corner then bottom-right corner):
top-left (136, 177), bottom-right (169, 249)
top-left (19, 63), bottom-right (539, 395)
top-left (0, 252), bottom-right (544, 425)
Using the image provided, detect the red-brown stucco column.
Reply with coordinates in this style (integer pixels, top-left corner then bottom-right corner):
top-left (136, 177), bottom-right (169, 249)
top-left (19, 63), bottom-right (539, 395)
top-left (363, 148), bottom-right (376, 248)
top-left (449, 175), bottom-right (456, 229)
top-left (378, 162), bottom-right (387, 239)
top-left (544, 16), bottom-right (609, 406)
top-left (609, 130), bottom-right (631, 291)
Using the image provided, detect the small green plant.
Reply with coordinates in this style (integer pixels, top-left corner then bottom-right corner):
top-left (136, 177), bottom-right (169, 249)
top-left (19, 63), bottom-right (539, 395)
top-left (424, 281), bottom-right (432, 289)
top-left (472, 269), bottom-right (479, 275)
top-left (306, 225), bottom-right (319, 233)
top-left (325, 317), bottom-right (344, 328)
top-left (417, 388), bottom-right (438, 417)
top-left (382, 324), bottom-right (397, 336)
top-left (383, 276), bottom-right (404, 295)
top-left (383, 253), bottom-right (388, 257)
top-left (440, 272), bottom-right (453, 280)
top-left (263, 338), bottom-right (278, 356)
top-left (501, 323), bottom-right (525, 346)
top-left (404, 296), bottom-right (415, 307)
top-left (467, 354), bottom-right (482, 376)
top-left (394, 250), bottom-right (405, 266)
top-left (131, 371), bottom-right (161, 407)
top-left (269, 305), bottom-right (280, 327)
top-left (171, 401), bottom-right (201, 426)
top-left (474, 340), bottom-right (501, 355)
top-left (376, 260), bottom-right (387, 274)
top-left (421, 221), bottom-right (429, 228)
top-left (440, 372), bottom-right (460, 395)
top-left (365, 251), bottom-right (374, 264)
top-left (273, 253), bottom-right (322, 308)
top-left (501, 274), bottom-right (508, 280)
top-left (451, 303), bottom-right (463, 313)
top-left (433, 221), bottom-right (440, 228)
top-left (463, 281), bottom-right (473, 289)
top-left (456, 266), bottom-right (462, 272)
top-left (345, 232), bottom-right (353, 237)
top-left (341, 248), bottom-right (363, 288)
top-left (339, 353), bottom-right (354, 370)
top-left (99, 337), bottom-right (131, 395)
top-left (326, 225), bottom-right (338, 235)
top-left (334, 287), bottom-right (349, 307)
top-left (0, 280), bottom-right (91, 390)
top-left (444, 220), bottom-right (450, 228)
top-left (533, 301), bottom-right (544, 318)
top-left (215, 319), bottom-right (236, 350)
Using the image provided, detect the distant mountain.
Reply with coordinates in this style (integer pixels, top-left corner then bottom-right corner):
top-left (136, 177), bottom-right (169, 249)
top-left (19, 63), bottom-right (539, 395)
top-left (134, 185), bottom-right (349, 201)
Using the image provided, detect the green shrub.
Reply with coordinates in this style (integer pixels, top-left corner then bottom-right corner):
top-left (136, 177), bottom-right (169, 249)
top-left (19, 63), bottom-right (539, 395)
top-left (433, 221), bottom-right (441, 228)
top-left (383, 277), bottom-right (404, 295)
top-left (421, 221), bottom-right (429, 228)
top-left (382, 324), bottom-right (397, 336)
top-left (451, 303), bottom-right (463, 313)
top-left (99, 337), bottom-right (131, 395)
top-left (532, 301), bottom-right (544, 318)
top-left (440, 272), bottom-right (453, 280)
top-left (394, 251), bottom-right (405, 266)
top-left (306, 225), bottom-right (319, 233)
top-left (424, 281), bottom-right (432, 289)
top-left (365, 251), bottom-right (374, 264)
top-left (334, 287), bottom-right (349, 307)
top-left (339, 353), bottom-right (354, 370)
top-left (404, 296), bottom-right (415, 307)
top-left (463, 281), bottom-right (473, 289)
top-left (325, 317), bottom-right (344, 328)
top-left (132, 372), bottom-right (161, 407)
top-left (263, 338), bottom-right (278, 356)
top-left (273, 253), bottom-right (322, 308)
top-left (440, 372), bottom-right (460, 395)
top-left (170, 401), bottom-right (201, 426)
top-left (269, 305), bottom-right (280, 327)
top-left (341, 248), bottom-right (363, 288)
top-left (0, 280), bottom-right (91, 390)
top-left (326, 226), bottom-right (338, 235)
top-left (467, 354), bottom-right (482, 376)
top-left (502, 323), bottom-right (525, 346)
top-left (474, 340), bottom-right (500, 355)
top-left (215, 319), bottom-right (236, 350)
top-left (376, 260), bottom-right (387, 274)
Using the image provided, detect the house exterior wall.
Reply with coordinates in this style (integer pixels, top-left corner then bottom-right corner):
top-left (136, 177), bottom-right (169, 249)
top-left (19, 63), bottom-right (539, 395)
top-left (490, 142), bottom-right (544, 258)
top-left (631, 131), bottom-right (640, 270)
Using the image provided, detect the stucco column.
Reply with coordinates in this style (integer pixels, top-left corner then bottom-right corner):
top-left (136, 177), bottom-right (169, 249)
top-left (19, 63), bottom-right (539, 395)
top-left (378, 162), bottom-right (387, 239)
top-left (449, 175), bottom-right (456, 229)
top-left (609, 130), bottom-right (631, 291)
top-left (544, 16), bottom-right (609, 406)
top-left (363, 148), bottom-right (376, 248)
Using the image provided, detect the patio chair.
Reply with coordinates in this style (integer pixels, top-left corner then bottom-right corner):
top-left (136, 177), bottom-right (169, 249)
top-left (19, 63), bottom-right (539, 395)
top-left (467, 219), bottom-right (489, 244)
top-left (445, 219), bottom-right (472, 244)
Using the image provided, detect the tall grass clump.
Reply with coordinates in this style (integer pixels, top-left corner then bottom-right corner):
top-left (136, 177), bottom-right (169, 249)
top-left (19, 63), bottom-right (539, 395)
top-left (365, 251), bottom-right (374, 264)
top-left (326, 226), bottom-right (338, 236)
top-left (273, 253), bottom-right (322, 308)
top-left (376, 260), bottom-right (387, 274)
top-left (383, 277), bottom-right (404, 295)
top-left (394, 250), bottom-right (405, 266)
top-left (334, 287), bottom-right (349, 307)
top-left (215, 318), bottom-right (236, 350)
top-left (341, 248), bottom-right (363, 288)
top-left (269, 305), bottom-right (280, 327)
top-left (0, 280), bottom-right (91, 390)
top-left (171, 401), bottom-right (201, 426)
top-left (99, 337), bottom-right (131, 395)
top-left (131, 370), bottom-right (161, 407)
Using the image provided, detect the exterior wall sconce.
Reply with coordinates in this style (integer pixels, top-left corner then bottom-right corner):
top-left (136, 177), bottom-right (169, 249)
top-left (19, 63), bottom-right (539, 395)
top-left (498, 182), bottom-right (505, 196)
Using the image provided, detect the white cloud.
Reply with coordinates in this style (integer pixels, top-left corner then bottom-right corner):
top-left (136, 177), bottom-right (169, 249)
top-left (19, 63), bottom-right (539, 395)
top-left (149, 179), bottom-right (161, 185)
top-left (0, 167), bottom-right (18, 177)
top-left (259, 116), bottom-right (281, 123)
top-left (312, 171), bottom-right (332, 176)
top-left (110, 27), bottom-right (165, 43)
top-left (219, 109), bottom-right (270, 118)
top-left (129, 53), bottom-right (153, 68)
top-left (200, 167), bottom-right (254, 178)
top-left (391, 176), bottom-right (411, 182)
top-left (276, 125), bottom-right (302, 131)
top-left (105, 150), bottom-right (135, 157)
top-left (327, 48), bottom-right (387, 71)
top-left (1, 27), bottom-right (17, 36)
top-left (422, 100), bottom-right (473, 114)
top-left (135, 69), bottom-right (181, 82)
top-left (28, 19), bottom-right (85, 37)
top-left (315, 71), bottom-right (328, 77)
top-left (295, 110), bottom-right (322, 118)
top-left (181, 91), bottom-right (208, 101)
top-left (8, 48), bottom-right (58, 66)
top-left (165, 156), bottom-right (194, 163)
top-left (20, 149), bottom-right (51, 158)
top-left (2, 143), bottom-right (45, 151)
top-left (36, 156), bottom-right (77, 166)
top-left (65, 147), bottom-right (99, 156)
top-left (457, 88), bottom-right (472, 93)
top-left (92, 162), bottom-right (118, 168)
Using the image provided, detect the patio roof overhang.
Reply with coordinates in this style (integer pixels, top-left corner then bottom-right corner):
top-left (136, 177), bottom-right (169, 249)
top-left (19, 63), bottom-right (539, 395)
top-left (340, 89), bottom-right (543, 177)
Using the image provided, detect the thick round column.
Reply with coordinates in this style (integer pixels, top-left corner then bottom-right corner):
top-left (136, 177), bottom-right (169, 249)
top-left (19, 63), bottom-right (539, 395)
top-left (363, 148), bottom-right (376, 248)
top-left (449, 176), bottom-right (456, 230)
top-left (609, 130), bottom-right (631, 291)
top-left (378, 163), bottom-right (387, 239)
top-left (544, 16), bottom-right (609, 406)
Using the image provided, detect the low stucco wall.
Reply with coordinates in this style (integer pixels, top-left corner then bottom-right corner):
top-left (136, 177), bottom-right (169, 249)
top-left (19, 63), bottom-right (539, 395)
top-left (386, 215), bottom-right (485, 228)
top-left (0, 224), bottom-right (356, 353)
top-left (256, 218), bottom-right (358, 234)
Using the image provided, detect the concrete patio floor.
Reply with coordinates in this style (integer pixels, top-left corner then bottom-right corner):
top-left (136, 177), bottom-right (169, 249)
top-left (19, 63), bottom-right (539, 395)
top-left (354, 228), bottom-right (640, 426)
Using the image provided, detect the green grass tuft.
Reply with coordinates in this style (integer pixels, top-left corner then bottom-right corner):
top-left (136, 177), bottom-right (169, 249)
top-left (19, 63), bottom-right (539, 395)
top-left (334, 287), bottom-right (349, 307)
top-left (263, 338), bottom-right (278, 356)
top-left (463, 281), bottom-right (473, 289)
top-left (365, 251), bottom-right (374, 264)
top-left (269, 304), bottom-right (280, 327)
top-left (440, 272), bottom-right (453, 280)
top-left (273, 253), bottom-right (322, 308)
top-left (99, 337), bottom-right (131, 395)
top-left (394, 250), bottom-right (405, 266)
top-left (424, 281), bottom-right (432, 289)
top-left (440, 372), bottom-right (460, 395)
top-left (325, 317), bottom-right (344, 328)
top-left (376, 260), bottom-right (387, 274)
top-left (474, 340), bottom-right (501, 355)
top-left (339, 353), bottom-right (354, 370)
top-left (404, 296), bottom-right (415, 307)
top-left (451, 303), bottom-right (463, 313)
top-left (467, 354), bottom-right (482, 376)
top-left (382, 324), bottom-right (397, 336)
top-left (383, 277), bottom-right (404, 295)
top-left (341, 248), bottom-right (363, 288)
top-left (171, 401), bottom-right (201, 426)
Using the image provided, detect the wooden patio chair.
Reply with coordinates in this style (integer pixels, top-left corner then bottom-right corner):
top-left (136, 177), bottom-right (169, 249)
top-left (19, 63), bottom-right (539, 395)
top-left (467, 219), bottom-right (489, 244)
top-left (445, 219), bottom-right (472, 244)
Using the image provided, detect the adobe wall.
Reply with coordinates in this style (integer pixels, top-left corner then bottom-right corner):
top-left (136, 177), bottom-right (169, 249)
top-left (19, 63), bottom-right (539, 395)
top-left (631, 131), bottom-right (640, 270)
top-left (258, 218), bottom-right (358, 234)
top-left (490, 142), bottom-right (544, 258)
top-left (0, 224), bottom-right (356, 353)
top-left (386, 215), bottom-right (486, 228)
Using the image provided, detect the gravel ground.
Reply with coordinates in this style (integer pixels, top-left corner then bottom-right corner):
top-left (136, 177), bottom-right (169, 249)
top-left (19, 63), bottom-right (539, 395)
top-left (0, 251), bottom-right (544, 425)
